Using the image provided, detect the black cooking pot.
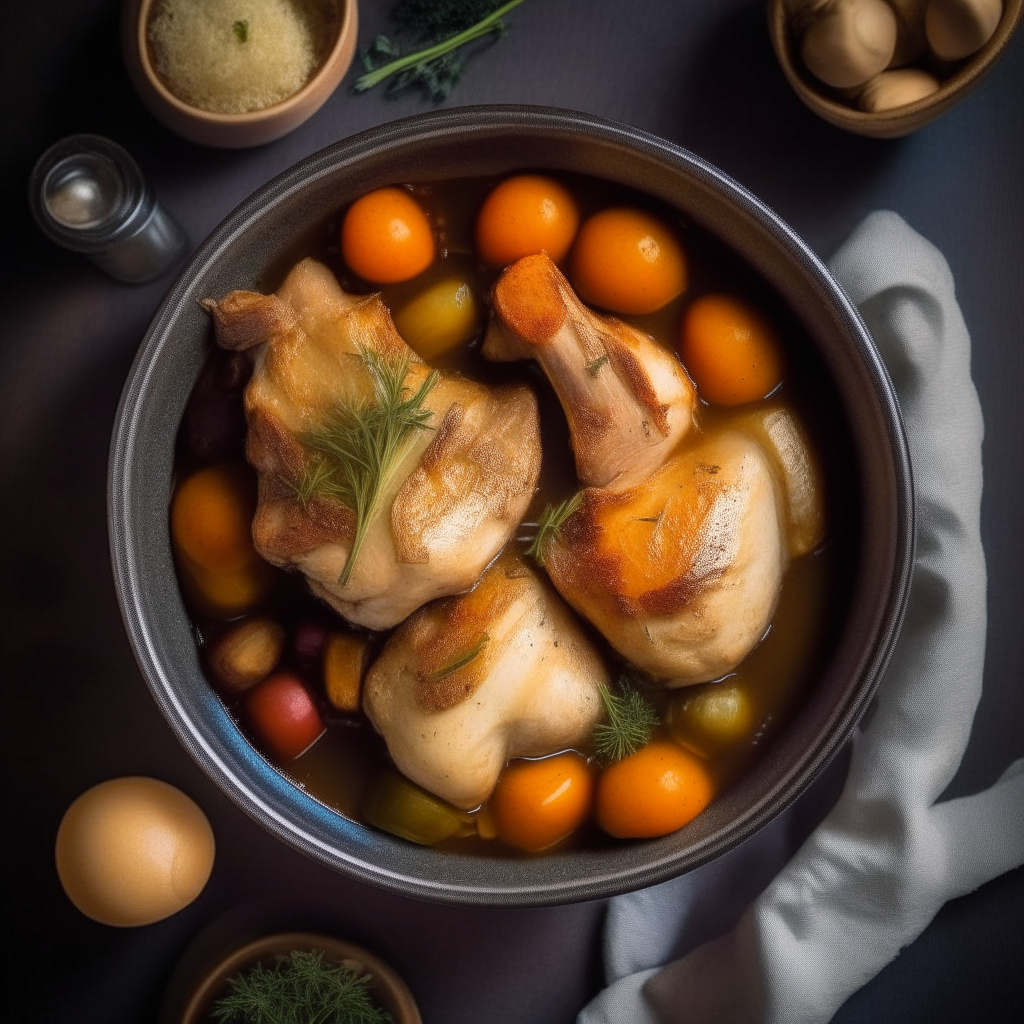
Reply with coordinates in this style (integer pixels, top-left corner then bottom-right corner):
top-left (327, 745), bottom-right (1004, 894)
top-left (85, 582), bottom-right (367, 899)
top-left (108, 106), bottom-right (913, 906)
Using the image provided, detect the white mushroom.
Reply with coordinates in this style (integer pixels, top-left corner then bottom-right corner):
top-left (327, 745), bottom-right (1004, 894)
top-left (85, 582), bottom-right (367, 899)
top-left (858, 67), bottom-right (941, 109)
top-left (925, 0), bottom-right (1002, 60)
top-left (801, 0), bottom-right (898, 88)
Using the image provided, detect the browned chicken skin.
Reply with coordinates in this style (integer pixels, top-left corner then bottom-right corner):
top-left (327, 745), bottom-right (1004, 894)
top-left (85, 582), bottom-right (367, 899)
top-left (538, 407), bottom-right (824, 686)
top-left (483, 253), bottom-right (698, 489)
top-left (485, 256), bottom-right (825, 686)
top-left (202, 258), bottom-right (542, 630)
top-left (362, 555), bottom-right (609, 809)
top-left (540, 429), bottom-right (782, 684)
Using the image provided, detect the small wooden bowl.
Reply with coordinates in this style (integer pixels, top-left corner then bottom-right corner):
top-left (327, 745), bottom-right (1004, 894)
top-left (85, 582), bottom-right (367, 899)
top-left (167, 931), bottom-right (421, 1024)
top-left (121, 0), bottom-right (359, 148)
top-left (768, 0), bottom-right (1023, 138)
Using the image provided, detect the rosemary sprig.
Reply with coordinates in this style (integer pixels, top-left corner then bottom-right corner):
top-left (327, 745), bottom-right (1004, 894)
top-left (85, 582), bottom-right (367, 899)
top-left (427, 633), bottom-right (490, 682)
top-left (293, 347), bottom-right (438, 587)
top-left (211, 949), bottom-right (392, 1024)
top-left (354, 0), bottom-right (527, 101)
top-left (525, 491), bottom-right (583, 566)
top-left (592, 679), bottom-right (660, 765)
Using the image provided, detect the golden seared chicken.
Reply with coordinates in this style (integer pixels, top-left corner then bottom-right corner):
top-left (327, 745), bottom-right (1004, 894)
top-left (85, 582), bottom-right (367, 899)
top-left (532, 406), bottom-right (824, 686)
top-left (482, 254), bottom-right (697, 489)
top-left (202, 258), bottom-right (541, 630)
top-left (362, 555), bottom-right (609, 810)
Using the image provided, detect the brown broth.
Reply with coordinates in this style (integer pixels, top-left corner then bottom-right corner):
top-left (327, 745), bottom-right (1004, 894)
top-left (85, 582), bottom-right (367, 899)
top-left (175, 171), bottom-right (857, 857)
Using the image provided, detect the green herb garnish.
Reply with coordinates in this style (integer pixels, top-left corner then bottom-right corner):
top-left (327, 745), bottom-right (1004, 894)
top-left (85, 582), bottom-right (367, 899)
top-left (211, 949), bottom-right (392, 1024)
top-left (233, 20), bottom-right (249, 43)
top-left (292, 347), bottom-right (438, 587)
top-left (525, 491), bottom-right (583, 566)
top-left (427, 633), bottom-right (490, 682)
top-left (586, 354), bottom-right (609, 377)
top-left (354, 0), bottom-right (527, 103)
top-left (592, 679), bottom-right (660, 765)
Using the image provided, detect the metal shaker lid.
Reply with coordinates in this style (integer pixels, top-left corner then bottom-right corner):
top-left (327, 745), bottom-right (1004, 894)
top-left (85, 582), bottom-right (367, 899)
top-left (29, 134), bottom-right (156, 254)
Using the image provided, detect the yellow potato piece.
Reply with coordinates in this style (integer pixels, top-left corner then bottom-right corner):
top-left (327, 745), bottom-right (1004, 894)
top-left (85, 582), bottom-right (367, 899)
top-left (208, 616), bottom-right (285, 692)
top-left (323, 631), bottom-right (370, 712)
top-left (668, 684), bottom-right (754, 757)
top-left (394, 277), bottom-right (479, 360)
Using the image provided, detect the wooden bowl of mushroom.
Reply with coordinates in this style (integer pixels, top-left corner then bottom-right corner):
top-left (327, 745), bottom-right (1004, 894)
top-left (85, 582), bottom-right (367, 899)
top-left (768, 0), bottom-right (1023, 137)
top-left (121, 0), bottom-right (359, 148)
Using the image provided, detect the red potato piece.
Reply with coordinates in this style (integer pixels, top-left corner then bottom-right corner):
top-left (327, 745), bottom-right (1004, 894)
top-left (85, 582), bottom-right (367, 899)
top-left (245, 672), bottom-right (325, 761)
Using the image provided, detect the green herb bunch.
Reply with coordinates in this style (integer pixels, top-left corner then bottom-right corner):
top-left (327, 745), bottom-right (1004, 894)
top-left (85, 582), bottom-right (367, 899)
top-left (292, 346), bottom-right (438, 587)
top-left (593, 678), bottom-right (660, 765)
top-left (211, 949), bottom-right (393, 1024)
top-left (354, 0), bottom-right (527, 103)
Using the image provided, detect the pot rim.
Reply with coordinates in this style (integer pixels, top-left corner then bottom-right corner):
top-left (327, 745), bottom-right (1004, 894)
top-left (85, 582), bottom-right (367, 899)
top-left (108, 104), bottom-right (914, 906)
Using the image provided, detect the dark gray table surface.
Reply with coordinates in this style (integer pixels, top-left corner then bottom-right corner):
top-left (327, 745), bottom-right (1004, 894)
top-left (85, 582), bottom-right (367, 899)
top-left (2, 2), bottom-right (1021, 1022)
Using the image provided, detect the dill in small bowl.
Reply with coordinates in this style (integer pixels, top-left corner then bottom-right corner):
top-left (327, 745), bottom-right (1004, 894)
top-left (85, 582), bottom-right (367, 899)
top-left (211, 950), bottom-right (393, 1024)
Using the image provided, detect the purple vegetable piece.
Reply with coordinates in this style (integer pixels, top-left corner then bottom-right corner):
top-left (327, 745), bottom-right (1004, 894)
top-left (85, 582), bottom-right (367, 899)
top-left (293, 620), bottom-right (329, 669)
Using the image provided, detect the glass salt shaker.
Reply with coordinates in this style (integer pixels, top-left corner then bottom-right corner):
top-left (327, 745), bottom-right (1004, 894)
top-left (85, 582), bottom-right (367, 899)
top-left (29, 134), bottom-right (187, 284)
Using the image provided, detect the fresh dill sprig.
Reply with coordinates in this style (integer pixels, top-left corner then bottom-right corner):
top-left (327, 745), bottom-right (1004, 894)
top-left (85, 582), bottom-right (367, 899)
top-left (211, 948), bottom-right (393, 1024)
top-left (293, 347), bottom-right (438, 587)
top-left (427, 633), bottom-right (490, 682)
top-left (354, 0), bottom-right (527, 103)
top-left (290, 457), bottom-right (336, 510)
top-left (586, 354), bottom-right (609, 377)
top-left (525, 492), bottom-right (583, 566)
top-left (233, 20), bottom-right (249, 43)
top-left (592, 678), bottom-right (660, 765)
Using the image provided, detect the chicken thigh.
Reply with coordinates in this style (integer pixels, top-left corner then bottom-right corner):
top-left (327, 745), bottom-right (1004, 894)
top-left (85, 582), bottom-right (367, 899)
top-left (483, 253), bottom-right (697, 489)
top-left (362, 555), bottom-right (609, 810)
top-left (202, 258), bottom-right (541, 630)
top-left (494, 256), bottom-right (827, 686)
top-left (535, 430), bottom-right (790, 685)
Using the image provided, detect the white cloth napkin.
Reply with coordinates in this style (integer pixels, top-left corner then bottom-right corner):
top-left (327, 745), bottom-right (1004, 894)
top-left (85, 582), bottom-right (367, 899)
top-left (577, 211), bottom-right (1024, 1024)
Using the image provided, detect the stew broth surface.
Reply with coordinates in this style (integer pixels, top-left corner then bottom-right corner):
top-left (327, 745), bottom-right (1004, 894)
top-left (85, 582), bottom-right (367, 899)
top-left (175, 171), bottom-right (856, 856)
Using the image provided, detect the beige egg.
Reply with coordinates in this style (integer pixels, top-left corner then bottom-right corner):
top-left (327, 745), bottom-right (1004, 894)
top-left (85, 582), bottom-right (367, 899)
top-left (55, 777), bottom-right (215, 927)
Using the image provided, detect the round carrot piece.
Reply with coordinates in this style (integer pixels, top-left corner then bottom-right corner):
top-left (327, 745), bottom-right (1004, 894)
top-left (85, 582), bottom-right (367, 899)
top-left (171, 463), bottom-right (259, 574)
top-left (491, 752), bottom-right (593, 853)
top-left (570, 208), bottom-right (687, 315)
top-left (680, 294), bottom-right (784, 405)
top-left (476, 175), bottom-right (580, 267)
top-left (596, 741), bottom-right (714, 839)
top-left (341, 187), bottom-right (434, 284)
